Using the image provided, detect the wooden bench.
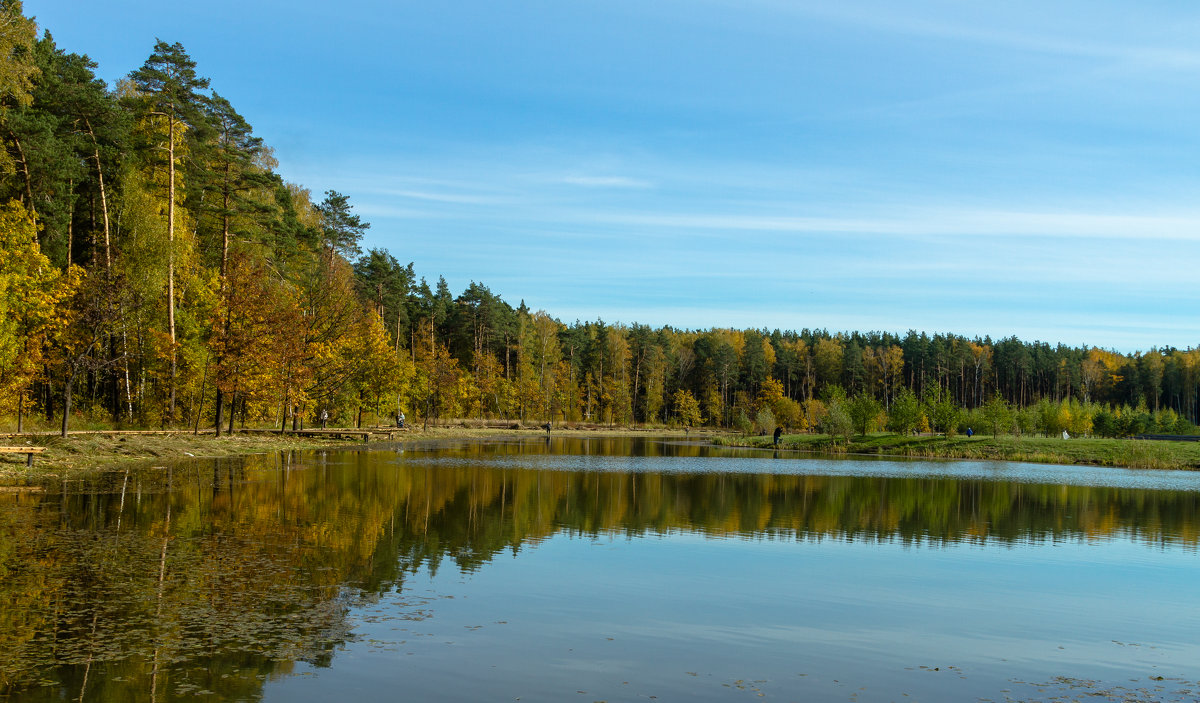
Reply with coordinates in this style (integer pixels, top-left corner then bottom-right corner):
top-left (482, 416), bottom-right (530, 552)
top-left (0, 446), bottom-right (46, 467)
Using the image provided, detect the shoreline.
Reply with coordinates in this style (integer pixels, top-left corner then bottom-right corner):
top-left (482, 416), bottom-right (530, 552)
top-left (714, 433), bottom-right (1200, 471)
top-left (6, 425), bottom-right (1198, 483)
top-left (0, 425), bottom-right (720, 482)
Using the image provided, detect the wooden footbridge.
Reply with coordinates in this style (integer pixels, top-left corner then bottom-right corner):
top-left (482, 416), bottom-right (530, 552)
top-left (232, 427), bottom-right (404, 442)
top-left (0, 446), bottom-right (45, 467)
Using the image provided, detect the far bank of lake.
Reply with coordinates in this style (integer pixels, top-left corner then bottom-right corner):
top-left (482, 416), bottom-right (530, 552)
top-left (4, 426), bottom-right (1200, 483)
top-left (0, 425), bottom-right (721, 481)
top-left (718, 432), bottom-right (1200, 470)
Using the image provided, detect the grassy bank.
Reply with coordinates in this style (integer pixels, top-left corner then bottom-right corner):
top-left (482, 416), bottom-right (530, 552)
top-left (0, 423), bottom-right (715, 482)
top-left (0, 432), bottom-right (357, 481)
top-left (714, 432), bottom-right (1200, 470)
top-left (6, 422), bottom-right (1195, 483)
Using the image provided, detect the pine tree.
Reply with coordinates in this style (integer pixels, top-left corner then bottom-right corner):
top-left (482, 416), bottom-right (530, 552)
top-left (129, 39), bottom-right (210, 422)
top-left (203, 93), bottom-right (267, 277)
top-left (315, 189), bottom-right (367, 263)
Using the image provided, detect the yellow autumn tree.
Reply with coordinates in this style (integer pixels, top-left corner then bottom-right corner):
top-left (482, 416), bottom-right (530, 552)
top-left (208, 249), bottom-right (304, 432)
top-left (410, 318), bottom-right (461, 425)
top-left (864, 344), bottom-right (906, 407)
top-left (0, 201), bottom-right (76, 428)
top-left (470, 352), bottom-right (500, 419)
top-left (345, 307), bottom-right (408, 427)
top-left (756, 377), bottom-right (784, 411)
top-left (757, 377), bottom-right (802, 429)
top-left (1081, 348), bottom-right (1124, 404)
top-left (0, 1), bottom-right (37, 179)
top-left (813, 337), bottom-right (844, 393)
top-left (672, 388), bottom-right (704, 428)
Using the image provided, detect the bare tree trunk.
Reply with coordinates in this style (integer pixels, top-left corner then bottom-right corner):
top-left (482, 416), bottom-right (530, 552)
top-left (193, 356), bottom-right (209, 435)
top-left (221, 161), bottom-right (231, 277)
top-left (167, 115), bottom-right (177, 423)
top-left (633, 352), bottom-right (642, 423)
top-left (281, 369), bottom-right (290, 432)
top-left (66, 179), bottom-right (74, 266)
top-left (84, 122), bottom-right (113, 274)
top-left (44, 373), bottom-right (53, 422)
top-left (400, 307), bottom-right (410, 352)
top-left (61, 374), bottom-right (74, 438)
top-left (213, 245), bottom-right (240, 438)
top-left (121, 321), bottom-right (134, 420)
top-left (214, 385), bottom-right (224, 437)
top-left (8, 130), bottom-right (36, 222)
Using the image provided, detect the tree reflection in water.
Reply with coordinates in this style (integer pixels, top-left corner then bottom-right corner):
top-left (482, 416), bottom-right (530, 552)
top-left (1, 438), bottom-right (1197, 700)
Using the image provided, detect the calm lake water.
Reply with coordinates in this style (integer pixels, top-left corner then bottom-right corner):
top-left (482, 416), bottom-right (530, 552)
top-left (2, 437), bottom-right (1200, 702)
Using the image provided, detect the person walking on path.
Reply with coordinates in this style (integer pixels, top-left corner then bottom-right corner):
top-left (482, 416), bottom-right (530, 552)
top-left (773, 426), bottom-right (783, 447)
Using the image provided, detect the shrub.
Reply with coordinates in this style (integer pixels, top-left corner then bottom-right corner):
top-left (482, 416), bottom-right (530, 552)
top-left (818, 399), bottom-right (853, 443)
top-left (979, 395), bottom-right (1012, 437)
top-left (734, 409), bottom-right (754, 436)
top-left (887, 388), bottom-right (921, 435)
top-left (847, 394), bottom-right (882, 437)
top-left (754, 408), bottom-right (777, 435)
top-left (772, 397), bottom-right (803, 430)
top-left (930, 398), bottom-right (962, 437)
top-left (1092, 410), bottom-right (1117, 438)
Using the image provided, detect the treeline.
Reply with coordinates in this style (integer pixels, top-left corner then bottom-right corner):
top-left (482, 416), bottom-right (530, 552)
top-left (2, 3), bottom-right (1200, 436)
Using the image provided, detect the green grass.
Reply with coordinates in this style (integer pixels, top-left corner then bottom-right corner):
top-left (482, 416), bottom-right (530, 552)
top-left (0, 425), bottom-right (713, 482)
top-left (714, 432), bottom-right (1200, 470)
top-left (0, 433), bottom-right (343, 479)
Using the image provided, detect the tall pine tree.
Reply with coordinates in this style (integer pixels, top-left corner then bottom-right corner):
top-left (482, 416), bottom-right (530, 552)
top-left (129, 40), bottom-right (210, 422)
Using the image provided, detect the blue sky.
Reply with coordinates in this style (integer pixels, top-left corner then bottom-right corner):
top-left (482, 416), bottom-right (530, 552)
top-left (26, 0), bottom-right (1200, 351)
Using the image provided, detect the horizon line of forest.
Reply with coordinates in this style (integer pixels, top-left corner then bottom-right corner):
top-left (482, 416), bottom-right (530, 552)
top-left (2, 1), bottom-right (1199, 438)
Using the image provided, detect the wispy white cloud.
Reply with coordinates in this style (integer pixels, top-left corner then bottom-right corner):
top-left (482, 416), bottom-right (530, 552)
top-left (373, 188), bottom-right (513, 206)
top-left (739, 0), bottom-right (1200, 72)
top-left (560, 175), bottom-right (654, 189)
top-left (578, 208), bottom-right (1200, 241)
top-left (351, 204), bottom-right (444, 220)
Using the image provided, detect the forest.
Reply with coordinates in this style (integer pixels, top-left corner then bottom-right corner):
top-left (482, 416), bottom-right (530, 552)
top-left (1, 1), bottom-right (1199, 439)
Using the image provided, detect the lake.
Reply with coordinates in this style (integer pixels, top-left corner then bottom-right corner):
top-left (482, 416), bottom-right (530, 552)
top-left (2, 437), bottom-right (1199, 702)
